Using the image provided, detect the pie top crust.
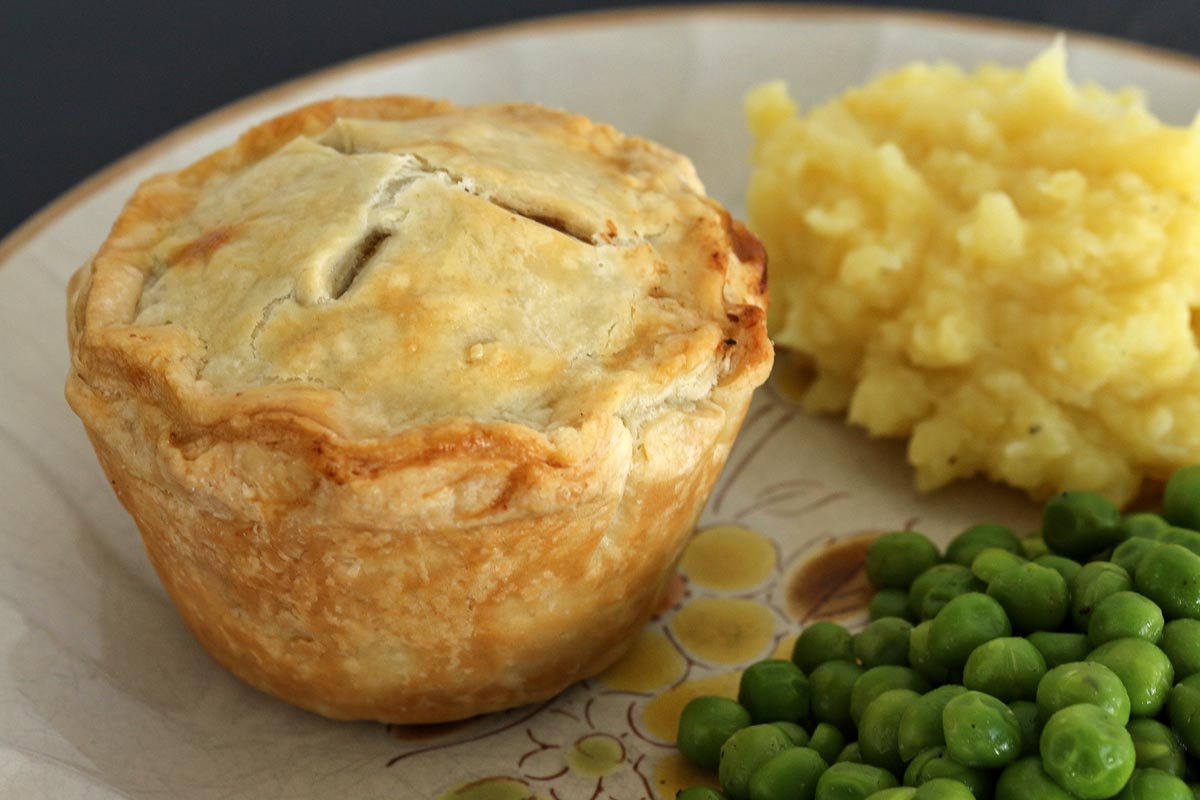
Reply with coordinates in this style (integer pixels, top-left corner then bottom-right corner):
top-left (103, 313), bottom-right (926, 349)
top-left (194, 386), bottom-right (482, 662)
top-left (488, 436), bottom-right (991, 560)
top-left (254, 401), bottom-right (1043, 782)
top-left (69, 97), bottom-right (769, 494)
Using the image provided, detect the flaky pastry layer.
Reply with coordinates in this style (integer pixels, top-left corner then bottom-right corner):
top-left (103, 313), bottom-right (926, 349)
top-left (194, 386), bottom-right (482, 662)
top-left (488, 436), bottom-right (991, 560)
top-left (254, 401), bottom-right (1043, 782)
top-left (66, 96), bottom-right (771, 722)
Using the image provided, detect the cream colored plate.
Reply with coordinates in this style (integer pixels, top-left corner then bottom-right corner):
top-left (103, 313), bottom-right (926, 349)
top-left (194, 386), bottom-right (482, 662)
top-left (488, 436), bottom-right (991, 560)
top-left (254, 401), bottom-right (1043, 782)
top-left (3, 7), bottom-right (1198, 798)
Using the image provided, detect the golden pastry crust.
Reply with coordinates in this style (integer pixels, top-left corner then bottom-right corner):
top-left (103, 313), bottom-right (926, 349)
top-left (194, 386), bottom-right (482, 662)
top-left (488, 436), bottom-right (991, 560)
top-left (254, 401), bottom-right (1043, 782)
top-left (66, 96), bottom-right (772, 723)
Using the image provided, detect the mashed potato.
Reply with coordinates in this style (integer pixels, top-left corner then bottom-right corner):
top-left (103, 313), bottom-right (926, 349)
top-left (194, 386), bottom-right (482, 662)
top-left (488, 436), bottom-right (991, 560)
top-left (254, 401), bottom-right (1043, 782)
top-left (746, 45), bottom-right (1200, 506)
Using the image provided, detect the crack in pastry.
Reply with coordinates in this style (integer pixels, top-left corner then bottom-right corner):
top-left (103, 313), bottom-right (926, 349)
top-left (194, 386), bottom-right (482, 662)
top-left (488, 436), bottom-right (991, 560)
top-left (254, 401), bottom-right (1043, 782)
top-left (250, 291), bottom-right (294, 356)
top-left (328, 228), bottom-right (390, 300)
top-left (316, 152), bottom-right (597, 305)
top-left (65, 97), bottom-right (772, 724)
top-left (321, 130), bottom-right (603, 246)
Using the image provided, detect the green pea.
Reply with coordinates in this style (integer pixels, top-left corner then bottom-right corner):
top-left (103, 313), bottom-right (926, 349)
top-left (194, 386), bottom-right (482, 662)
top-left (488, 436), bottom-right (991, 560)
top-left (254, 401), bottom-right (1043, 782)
top-left (912, 779), bottom-right (974, 800)
top-left (718, 724), bottom-right (794, 800)
top-left (1007, 701), bottom-right (1041, 757)
top-left (1135, 543), bottom-right (1200, 620)
top-left (866, 531), bottom-right (942, 590)
top-left (1163, 464), bottom-right (1200, 531)
top-left (1110, 537), bottom-right (1160, 577)
top-left (815, 762), bottom-right (898, 800)
top-left (986, 562), bottom-right (1069, 634)
top-left (1040, 703), bottom-right (1135, 800)
top-left (739, 660), bottom-right (810, 724)
top-left (794, 622), bottom-right (856, 674)
top-left (1036, 661), bottom-right (1131, 725)
top-left (1069, 561), bottom-right (1132, 630)
top-left (1161, 619), bottom-right (1200, 679)
top-left (771, 722), bottom-right (810, 746)
top-left (897, 685), bottom-right (967, 762)
top-left (677, 789), bottom-right (728, 800)
top-left (946, 523), bottom-right (1023, 567)
top-left (963, 637), bottom-right (1046, 702)
top-left (1167, 672), bottom-right (1200, 752)
top-left (810, 661), bottom-right (865, 734)
top-left (909, 565), bottom-right (984, 621)
top-left (864, 790), bottom-right (916, 800)
top-left (858, 689), bottom-right (920, 775)
top-left (1042, 491), bottom-right (1123, 560)
top-left (901, 747), bottom-right (940, 786)
top-left (902, 747), bottom-right (991, 798)
top-left (1114, 768), bottom-right (1193, 800)
top-left (942, 690), bottom-right (1022, 769)
top-left (748, 746), bottom-right (828, 800)
top-left (1033, 554), bottom-right (1083, 583)
top-left (1087, 638), bottom-right (1174, 718)
top-left (849, 666), bottom-right (930, 727)
top-left (1127, 718), bottom-right (1186, 778)
top-left (970, 548), bottom-right (1027, 584)
top-left (1088, 591), bottom-right (1164, 646)
top-left (678, 696), bottom-right (752, 770)
top-left (928, 593), bottom-right (1011, 671)
top-left (1027, 631), bottom-right (1091, 669)
top-left (995, 757), bottom-right (1076, 800)
top-left (1156, 526), bottom-right (1200, 557)
top-left (870, 589), bottom-right (915, 622)
top-left (809, 723), bottom-right (846, 766)
top-left (1118, 512), bottom-right (1170, 541)
top-left (1022, 535), bottom-right (1049, 559)
top-left (854, 618), bottom-right (914, 668)
top-left (908, 621), bottom-right (954, 685)
top-left (837, 742), bottom-right (863, 764)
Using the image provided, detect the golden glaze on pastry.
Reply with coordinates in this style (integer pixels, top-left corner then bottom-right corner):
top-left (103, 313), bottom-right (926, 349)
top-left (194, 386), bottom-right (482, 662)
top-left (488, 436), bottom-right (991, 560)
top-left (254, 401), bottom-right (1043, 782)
top-left (65, 97), bottom-right (772, 723)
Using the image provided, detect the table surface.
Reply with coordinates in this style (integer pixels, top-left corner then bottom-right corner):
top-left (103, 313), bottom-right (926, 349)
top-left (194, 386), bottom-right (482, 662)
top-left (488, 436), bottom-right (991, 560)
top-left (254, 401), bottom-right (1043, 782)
top-left (4, 0), bottom-right (1199, 239)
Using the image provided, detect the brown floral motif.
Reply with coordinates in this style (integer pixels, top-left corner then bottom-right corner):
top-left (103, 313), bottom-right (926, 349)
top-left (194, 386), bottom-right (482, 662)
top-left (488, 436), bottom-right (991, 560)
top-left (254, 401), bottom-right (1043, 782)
top-left (436, 776), bottom-right (547, 800)
top-left (784, 532), bottom-right (877, 624)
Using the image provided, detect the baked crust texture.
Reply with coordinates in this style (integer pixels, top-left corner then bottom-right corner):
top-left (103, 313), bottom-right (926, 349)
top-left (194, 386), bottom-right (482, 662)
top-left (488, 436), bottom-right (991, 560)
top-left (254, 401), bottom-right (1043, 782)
top-left (66, 96), bottom-right (772, 723)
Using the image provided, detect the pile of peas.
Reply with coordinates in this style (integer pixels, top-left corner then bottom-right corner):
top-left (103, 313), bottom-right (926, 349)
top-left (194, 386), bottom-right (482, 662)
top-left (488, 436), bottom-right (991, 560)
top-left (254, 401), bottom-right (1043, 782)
top-left (673, 464), bottom-right (1200, 800)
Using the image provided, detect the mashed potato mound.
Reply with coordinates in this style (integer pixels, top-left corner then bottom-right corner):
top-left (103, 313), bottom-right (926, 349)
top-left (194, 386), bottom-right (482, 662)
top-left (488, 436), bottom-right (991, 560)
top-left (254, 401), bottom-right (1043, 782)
top-left (746, 46), bottom-right (1200, 506)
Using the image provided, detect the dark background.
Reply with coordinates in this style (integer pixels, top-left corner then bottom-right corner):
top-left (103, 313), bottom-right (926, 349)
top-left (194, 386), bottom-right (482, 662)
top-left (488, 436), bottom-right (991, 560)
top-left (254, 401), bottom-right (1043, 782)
top-left (4, 1), bottom-right (1199, 239)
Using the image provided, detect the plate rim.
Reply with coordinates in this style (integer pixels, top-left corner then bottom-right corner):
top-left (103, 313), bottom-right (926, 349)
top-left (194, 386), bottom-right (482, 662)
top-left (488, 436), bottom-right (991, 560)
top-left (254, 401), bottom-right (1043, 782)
top-left (4, 1), bottom-right (1200, 269)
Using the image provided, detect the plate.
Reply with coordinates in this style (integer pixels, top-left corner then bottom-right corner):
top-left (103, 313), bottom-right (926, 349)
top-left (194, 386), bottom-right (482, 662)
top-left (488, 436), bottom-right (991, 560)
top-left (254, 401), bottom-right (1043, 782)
top-left (3, 6), bottom-right (1198, 798)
